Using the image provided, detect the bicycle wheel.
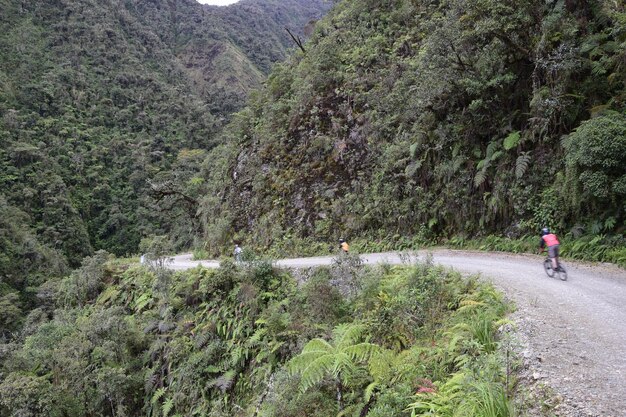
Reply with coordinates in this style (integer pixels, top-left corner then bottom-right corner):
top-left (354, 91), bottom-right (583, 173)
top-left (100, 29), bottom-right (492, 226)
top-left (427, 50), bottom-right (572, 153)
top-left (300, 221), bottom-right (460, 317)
top-left (557, 264), bottom-right (568, 281)
top-left (543, 259), bottom-right (555, 277)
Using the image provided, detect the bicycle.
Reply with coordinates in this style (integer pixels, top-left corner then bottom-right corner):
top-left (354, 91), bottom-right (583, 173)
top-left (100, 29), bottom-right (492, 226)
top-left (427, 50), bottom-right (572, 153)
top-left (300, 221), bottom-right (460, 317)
top-left (543, 257), bottom-right (567, 281)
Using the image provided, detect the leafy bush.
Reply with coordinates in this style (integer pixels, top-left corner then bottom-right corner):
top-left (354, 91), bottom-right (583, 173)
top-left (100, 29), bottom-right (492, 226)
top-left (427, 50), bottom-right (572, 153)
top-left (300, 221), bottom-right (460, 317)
top-left (302, 268), bottom-right (347, 325)
top-left (564, 112), bottom-right (626, 227)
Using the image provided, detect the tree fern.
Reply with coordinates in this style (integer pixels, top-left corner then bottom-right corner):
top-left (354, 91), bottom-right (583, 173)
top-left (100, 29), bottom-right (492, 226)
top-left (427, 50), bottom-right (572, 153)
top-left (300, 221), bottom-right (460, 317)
top-left (334, 323), bottom-right (366, 349)
top-left (295, 350), bottom-right (336, 392)
top-left (343, 342), bottom-right (380, 362)
top-left (288, 323), bottom-right (381, 394)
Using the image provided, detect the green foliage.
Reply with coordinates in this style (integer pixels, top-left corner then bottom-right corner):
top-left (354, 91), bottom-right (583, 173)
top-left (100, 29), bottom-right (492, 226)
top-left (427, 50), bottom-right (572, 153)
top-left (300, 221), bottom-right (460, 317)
top-left (0, 291), bottom-right (22, 336)
top-left (199, 0), bottom-right (625, 253)
top-left (0, 374), bottom-right (62, 417)
top-left (563, 112), bottom-right (626, 228)
top-left (409, 374), bottom-right (514, 417)
top-left (446, 233), bottom-right (626, 268)
top-left (302, 268), bottom-right (347, 325)
top-left (1, 251), bottom-right (510, 417)
top-left (288, 322), bottom-right (380, 394)
top-left (140, 235), bottom-right (175, 270)
top-left (515, 152), bottom-right (531, 179)
top-left (503, 132), bottom-right (521, 151)
top-left (55, 250), bottom-right (111, 308)
top-left (0, 0), bottom-right (330, 329)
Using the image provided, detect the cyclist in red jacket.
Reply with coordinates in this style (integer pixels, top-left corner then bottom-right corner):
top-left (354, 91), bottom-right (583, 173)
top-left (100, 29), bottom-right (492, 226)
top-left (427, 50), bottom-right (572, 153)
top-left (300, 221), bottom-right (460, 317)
top-left (540, 227), bottom-right (562, 271)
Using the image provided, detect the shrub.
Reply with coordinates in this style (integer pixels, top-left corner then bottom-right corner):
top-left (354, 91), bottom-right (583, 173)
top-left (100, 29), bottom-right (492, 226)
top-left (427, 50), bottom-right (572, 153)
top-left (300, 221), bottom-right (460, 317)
top-left (564, 112), bottom-right (626, 227)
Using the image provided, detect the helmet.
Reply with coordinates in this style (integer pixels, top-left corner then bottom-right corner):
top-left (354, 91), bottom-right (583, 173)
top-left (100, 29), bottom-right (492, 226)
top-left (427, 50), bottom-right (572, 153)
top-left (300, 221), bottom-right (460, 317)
top-left (339, 238), bottom-right (345, 243)
top-left (541, 227), bottom-right (550, 236)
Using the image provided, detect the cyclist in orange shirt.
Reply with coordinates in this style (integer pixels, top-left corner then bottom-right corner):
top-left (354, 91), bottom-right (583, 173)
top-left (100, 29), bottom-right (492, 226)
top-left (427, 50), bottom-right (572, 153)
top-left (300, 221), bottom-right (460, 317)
top-left (339, 238), bottom-right (349, 254)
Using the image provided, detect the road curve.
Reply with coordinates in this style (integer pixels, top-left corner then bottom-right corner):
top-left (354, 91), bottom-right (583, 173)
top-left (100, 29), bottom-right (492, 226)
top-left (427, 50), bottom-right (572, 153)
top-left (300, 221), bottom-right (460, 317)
top-left (169, 250), bottom-right (626, 416)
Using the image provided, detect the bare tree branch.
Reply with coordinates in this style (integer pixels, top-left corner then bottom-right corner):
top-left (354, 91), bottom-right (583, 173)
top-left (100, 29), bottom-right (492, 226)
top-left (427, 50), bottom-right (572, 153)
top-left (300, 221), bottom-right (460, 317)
top-left (285, 27), bottom-right (306, 53)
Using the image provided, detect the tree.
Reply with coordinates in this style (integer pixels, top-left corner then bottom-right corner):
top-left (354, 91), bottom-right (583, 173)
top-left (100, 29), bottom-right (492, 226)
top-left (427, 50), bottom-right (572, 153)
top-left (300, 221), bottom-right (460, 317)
top-left (564, 112), bottom-right (626, 228)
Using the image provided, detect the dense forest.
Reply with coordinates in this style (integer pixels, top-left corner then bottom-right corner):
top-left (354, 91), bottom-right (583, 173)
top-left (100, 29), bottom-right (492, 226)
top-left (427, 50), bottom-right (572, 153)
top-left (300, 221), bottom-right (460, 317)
top-left (189, 0), bottom-right (625, 257)
top-left (0, 0), bottom-right (329, 335)
top-left (0, 253), bottom-right (514, 416)
top-left (1, 0), bottom-right (625, 415)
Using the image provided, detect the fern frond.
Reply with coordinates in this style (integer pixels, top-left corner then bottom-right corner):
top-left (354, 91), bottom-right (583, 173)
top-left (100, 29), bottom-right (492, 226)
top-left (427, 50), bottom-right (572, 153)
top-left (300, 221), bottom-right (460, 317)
top-left (145, 373), bottom-right (158, 391)
top-left (368, 349), bottom-right (395, 381)
top-left (490, 150), bottom-right (503, 161)
top-left (205, 365), bottom-right (220, 374)
top-left (364, 381), bottom-right (379, 403)
top-left (457, 300), bottom-right (484, 313)
top-left (495, 318), bottom-right (514, 328)
top-left (344, 342), bottom-right (380, 362)
top-left (209, 370), bottom-right (236, 393)
top-left (248, 327), bottom-right (267, 345)
top-left (410, 142), bottom-right (419, 159)
top-left (298, 353), bottom-right (335, 392)
top-left (515, 152), bottom-right (531, 179)
top-left (485, 141), bottom-right (498, 158)
top-left (337, 404), bottom-right (365, 417)
top-left (97, 286), bottom-right (120, 305)
top-left (301, 338), bottom-right (334, 354)
top-left (134, 292), bottom-right (153, 313)
top-left (333, 352), bottom-right (357, 380)
top-left (474, 170), bottom-right (487, 188)
top-left (151, 387), bottom-right (166, 405)
top-left (163, 398), bottom-right (174, 417)
top-left (334, 323), bottom-right (366, 349)
top-left (194, 332), bottom-right (210, 349)
top-left (503, 131), bottom-right (521, 150)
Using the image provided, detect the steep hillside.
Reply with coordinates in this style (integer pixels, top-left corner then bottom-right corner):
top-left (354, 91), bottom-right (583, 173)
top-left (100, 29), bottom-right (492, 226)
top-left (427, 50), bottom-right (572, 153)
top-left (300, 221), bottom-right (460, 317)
top-left (198, 0), bottom-right (625, 251)
top-left (130, 0), bottom-right (331, 115)
top-left (0, 254), bottom-right (510, 416)
top-left (0, 0), bottom-right (330, 330)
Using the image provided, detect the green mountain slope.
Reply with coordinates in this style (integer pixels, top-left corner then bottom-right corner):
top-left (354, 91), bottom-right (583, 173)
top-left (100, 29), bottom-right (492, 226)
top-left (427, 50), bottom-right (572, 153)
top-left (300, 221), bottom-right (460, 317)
top-left (199, 0), bottom-right (625, 249)
top-left (0, 0), bottom-right (330, 328)
top-left (130, 0), bottom-right (331, 115)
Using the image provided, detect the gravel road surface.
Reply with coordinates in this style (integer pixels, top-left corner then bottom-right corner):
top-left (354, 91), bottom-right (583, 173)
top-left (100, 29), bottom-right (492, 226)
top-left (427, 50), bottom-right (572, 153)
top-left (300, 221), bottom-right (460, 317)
top-left (169, 250), bottom-right (626, 416)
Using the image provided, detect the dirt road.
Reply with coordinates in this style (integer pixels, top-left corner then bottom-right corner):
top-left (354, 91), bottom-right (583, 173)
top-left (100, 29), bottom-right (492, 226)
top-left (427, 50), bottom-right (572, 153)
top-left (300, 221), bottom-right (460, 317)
top-left (169, 250), bottom-right (626, 416)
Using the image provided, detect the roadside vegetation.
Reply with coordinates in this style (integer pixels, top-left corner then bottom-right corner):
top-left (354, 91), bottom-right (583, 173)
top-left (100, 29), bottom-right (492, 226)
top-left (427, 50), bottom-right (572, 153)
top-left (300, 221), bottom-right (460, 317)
top-left (0, 253), bottom-right (517, 417)
top-left (213, 232), bottom-right (625, 269)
